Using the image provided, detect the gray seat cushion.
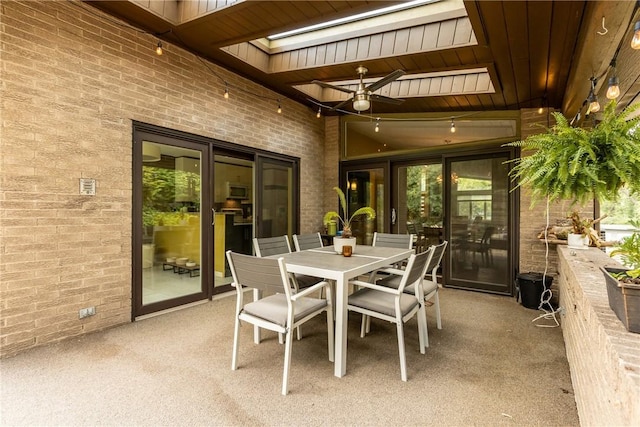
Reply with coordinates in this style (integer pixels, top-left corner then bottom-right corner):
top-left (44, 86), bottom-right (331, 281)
top-left (242, 294), bottom-right (327, 327)
top-left (377, 275), bottom-right (438, 297)
top-left (348, 288), bottom-right (419, 317)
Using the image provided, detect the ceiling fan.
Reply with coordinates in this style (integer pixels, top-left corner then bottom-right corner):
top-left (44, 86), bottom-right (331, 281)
top-left (312, 66), bottom-right (406, 112)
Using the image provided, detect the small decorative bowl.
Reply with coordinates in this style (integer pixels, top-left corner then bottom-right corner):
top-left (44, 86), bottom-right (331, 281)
top-left (166, 257), bottom-right (176, 263)
top-left (176, 257), bottom-right (188, 265)
top-left (186, 262), bottom-right (196, 267)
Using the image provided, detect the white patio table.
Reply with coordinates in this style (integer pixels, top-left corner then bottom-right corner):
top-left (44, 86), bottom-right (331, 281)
top-left (268, 245), bottom-right (413, 377)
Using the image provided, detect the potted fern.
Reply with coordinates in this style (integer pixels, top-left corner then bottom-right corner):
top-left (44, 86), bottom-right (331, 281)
top-left (601, 220), bottom-right (640, 333)
top-left (324, 187), bottom-right (376, 254)
top-left (506, 100), bottom-right (640, 206)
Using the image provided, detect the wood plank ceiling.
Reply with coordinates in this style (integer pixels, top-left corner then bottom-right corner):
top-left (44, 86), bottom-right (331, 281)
top-left (88, 0), bottom-right (638, 120)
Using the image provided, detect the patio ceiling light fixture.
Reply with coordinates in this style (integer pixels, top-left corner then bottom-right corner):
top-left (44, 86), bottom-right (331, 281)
top-left (155, 41), bottom-right (163, 55)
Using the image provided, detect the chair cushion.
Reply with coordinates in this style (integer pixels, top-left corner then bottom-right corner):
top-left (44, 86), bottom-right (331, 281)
top-left (348, 289), bottom-right (419, 317)
top-left (242, 294), bottom-right (327, 327)
top-left (377, 275), bottom-right (438, 298)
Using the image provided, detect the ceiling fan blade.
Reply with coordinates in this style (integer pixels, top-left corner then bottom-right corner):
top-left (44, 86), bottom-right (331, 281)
top-left (370, 94), bottom-right (405, 105)
top-left (364, 69), bottom-right (406, 93)
top-left (311, 80), bottom-right (356, 94)
top-left (331, 98), bottom-right (353, 111)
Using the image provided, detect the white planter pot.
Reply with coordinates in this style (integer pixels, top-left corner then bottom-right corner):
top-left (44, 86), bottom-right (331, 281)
top-left (567, 233), bottom-right (589, 249)
top-left (333, 237), bottom-right (357, 254)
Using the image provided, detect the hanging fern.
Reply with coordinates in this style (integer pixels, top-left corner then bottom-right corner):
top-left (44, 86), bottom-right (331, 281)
top-left (506, 101), bottom-right (640, 206)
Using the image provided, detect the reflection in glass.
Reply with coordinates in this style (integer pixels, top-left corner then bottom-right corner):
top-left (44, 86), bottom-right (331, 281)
top-left (448, 157), bottom-right (510, 292)
top-left (141, 142), bottom-right (202, 305)
top-left (397, 164), bottom-right (443, 245)
top-left (260, 161), bottom-right (293, 237)
top-left (346, 168), bottom-right (384, 245)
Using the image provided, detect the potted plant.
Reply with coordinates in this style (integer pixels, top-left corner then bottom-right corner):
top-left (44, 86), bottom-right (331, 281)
top-left (601, 220), bottom-right (640, 333)
top-left (324, 186), bottom-right (376, 254)
top-left (506, 100), bottom-right (640, 206)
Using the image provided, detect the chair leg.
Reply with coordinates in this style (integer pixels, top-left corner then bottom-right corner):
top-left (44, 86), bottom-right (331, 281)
top-left (253, 289), bottom-right (262, 344)
top-left (396, 321), bottom-right (408, 381)
top-left (232, 317), bottom-right (241, 370)
top-left (360, 314), bottom-right (367, 338)
top-left (417, 305), bottom-right (427, 353)
top-left (282, 328), bottom-right (294, 396)
top-left (434, 291), bottom-right (442, 330)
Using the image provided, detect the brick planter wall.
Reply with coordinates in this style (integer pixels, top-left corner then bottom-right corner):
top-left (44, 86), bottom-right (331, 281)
top-left (557, 246), bottom-right (640, 425)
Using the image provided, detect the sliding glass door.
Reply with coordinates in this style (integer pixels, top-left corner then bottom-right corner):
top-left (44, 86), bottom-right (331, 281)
top-left (134, 133), bottom-right (209, 317)
top-left (212, 153), bottom-right (254, 293)
top-left (446, 154), bottom-right (512, 293)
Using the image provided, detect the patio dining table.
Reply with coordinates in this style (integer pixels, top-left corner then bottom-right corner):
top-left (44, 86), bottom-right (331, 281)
top-left (269, 245), bottom-right (413, 377)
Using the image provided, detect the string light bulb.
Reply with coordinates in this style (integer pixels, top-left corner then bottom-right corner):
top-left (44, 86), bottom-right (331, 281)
top-left (631, 21), bottom-right (640, 49)
top-left (606, 76), bottom-right (620, 99)
top-left (606, 59), bottom-right (620, 100)
top-left (588, 77), bottom-right (600, 113)
top-left (224, 85), bottom-right (229, 99)
top-left (588, 91), bottom-right (600, 113)
top-left (374, 118), bottom-right (380, 133)
top-left (450, 118), bottom-right (456, 133)
top-left (155, 41), bottom-right (163, 56)
top-left (316, 107), bottom-right (321, 118)
top-left (277, 100), bottom-right (282, 114)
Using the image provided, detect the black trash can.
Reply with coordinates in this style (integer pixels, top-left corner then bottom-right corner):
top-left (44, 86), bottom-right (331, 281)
top-left (517, 272), bottom-right (553, 309)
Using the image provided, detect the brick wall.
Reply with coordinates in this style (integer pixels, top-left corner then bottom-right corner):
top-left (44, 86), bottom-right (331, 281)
top-left (0, 1), bottom-right (325, 357)
top-left (557, 246), bottom-right (640, 425)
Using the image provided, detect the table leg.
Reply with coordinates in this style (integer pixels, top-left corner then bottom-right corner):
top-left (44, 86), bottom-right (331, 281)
top-left (334, 276), bottom-right (348, 377)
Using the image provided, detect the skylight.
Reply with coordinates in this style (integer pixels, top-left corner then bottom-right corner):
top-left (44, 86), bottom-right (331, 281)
top-left (268, 0), bottom-right (438, 40)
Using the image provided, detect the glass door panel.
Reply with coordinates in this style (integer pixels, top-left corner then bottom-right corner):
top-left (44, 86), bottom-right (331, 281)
top-left (394, 163), bottom-right (443, 244)
top-left (345, 168), bottom-right (384, 245)
top-left (139, 141), bottom-right (205, 309)
top-left (256, 157), bottom-right (297, 238)
top-left (447, 155), bottom-right (511, 293)
top-left (212, 154), bottom-right (254, 292)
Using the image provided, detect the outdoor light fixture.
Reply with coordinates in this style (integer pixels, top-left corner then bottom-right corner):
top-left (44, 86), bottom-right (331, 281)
top-left (352, 93), bottom-right (370, 111)
top-left (155, 41), bottom-right (163, 56)
top-left (588, 77), bottom-right (600, 113)
top-left (631, 20), bottom-right (640, 49)
top-left (224, 85), bottom-right (229, 99)
top-left (606, 76), bottom-right (620, 99)
top-left (277, 100), bottom-right (282, 114)
top-left (316, 107), bottom-right (321, 118)
top-left (450, 118), bottom-right (456, 133)
top-left (374, 118), bottom-right (380, 133)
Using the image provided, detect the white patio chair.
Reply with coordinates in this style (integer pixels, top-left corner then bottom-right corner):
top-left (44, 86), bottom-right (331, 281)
top-left (373, 241), bottom-right (448, 347)
top-left (253, 235), bottom-right (324, 340)
top-left (292, 232), bottom-right (323, 251)
top-left (347, 249), bottom-right (433, 381)
top-left (227, 251), bottom-right (334, 395)
top-left (253, 235), bottom-right (320, 290)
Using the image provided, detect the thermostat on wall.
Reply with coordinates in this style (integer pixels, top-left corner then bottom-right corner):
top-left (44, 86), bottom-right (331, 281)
top-left (79, 178), bottom-right (96, 196)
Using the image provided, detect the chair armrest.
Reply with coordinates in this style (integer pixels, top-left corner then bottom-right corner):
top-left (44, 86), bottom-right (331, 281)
top-left (290, 281), bottom-right (329, 300)
top-left (378, 267), bottom-right (405, 276)
top-left (350, 280), bottom-right (402, 295)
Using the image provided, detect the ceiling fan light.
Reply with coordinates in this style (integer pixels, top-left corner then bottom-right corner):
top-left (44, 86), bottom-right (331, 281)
top-left (352, 93), bottom-right (370, 111)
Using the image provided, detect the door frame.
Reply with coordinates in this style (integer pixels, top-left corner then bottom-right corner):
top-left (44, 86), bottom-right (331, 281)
top-left (133, 123), bottom-right (213, 318)
top-left (132, 122), bottom-right (301, 317)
